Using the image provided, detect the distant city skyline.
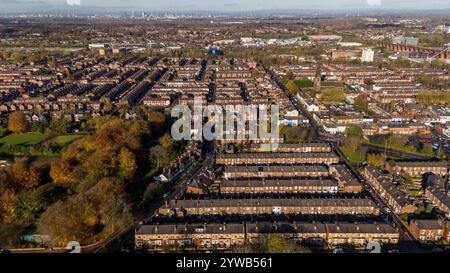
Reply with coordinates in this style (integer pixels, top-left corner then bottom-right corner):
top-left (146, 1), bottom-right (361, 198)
top-left (2, 0), bottom-right (450, 13)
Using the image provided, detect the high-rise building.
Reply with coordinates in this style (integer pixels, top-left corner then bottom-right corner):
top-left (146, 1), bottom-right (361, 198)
top-left (361, 48), bottom-right (374, 62)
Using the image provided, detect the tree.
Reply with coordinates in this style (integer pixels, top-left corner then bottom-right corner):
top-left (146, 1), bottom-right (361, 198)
top-left (285, 80), bottom-right (300, 95)
top-left (83, 150), bottom-right (118, 180)
top-left (38, 177), bottom-right (132, 246)
top-left (346, 125), bottom-right (363, 138)
top-left (149, 145), bottom-right (169, 169)
top-left (103, 100), bottom-right (113, 113)
top-left (0, 172), bottom-right (17, 224)
top-left (8, 158), bottom-right (42, 189)
top-left (399, 173), bottom-right (413, 189)
top-left (159, 134), bottom-right (174, 152)
top-left (48, 118), bottom-right (72, 134)
top-left (143, 182), bottom-right (164, 204)
top-left (267, 234), bottom-right (289, 253)
top-left (118, 148), bottom-right (137, 180)
top-left (0, 224), bottom-right (24, 249)
top-left (354, 93), bottom-right (369, 112)
top-left (50, 159), bottom-right (75, 187)
top-left (37, 196), bottom-right (96, 246)
top-left (281, 126), bottom-right (310, 143)
top-left (417, 90), bottom-right (450, 107)
top-left (11, 51), bottom-right (23, 64)
top-left (342, 135), bottom-right (362, 152)
top-left (2, 51), bottom-right (10, 60)
top-left (7, 112), bottom-right (29, 133)
top-left (284, 71), bottom-right (294, 81)
top-left (13, 189), bottom-right (47, 225)
top-left (367, 153), bottom-right (386, 167)
top-left (390, 135), bottom-right (409, 148)
top-left (148, 111), bottom-right (166, 124)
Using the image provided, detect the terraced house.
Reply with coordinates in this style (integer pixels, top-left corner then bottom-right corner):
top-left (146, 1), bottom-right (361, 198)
top-left (135, 222), bottom-right (399, 250)
top-left (364, 166), bottom-right (417, 215)
top-left (158, 198), bottom-right (379, 216)
top-left (387, 160), bottom-right (448, 177)
top-left (216, 152), bottom-right (340, 165)
top-left (245, 143), bottom-right (332, 153)
top-left (222, 165), bottom-right (330, 180)
top-left (219, 178), bottom-right (339, 194)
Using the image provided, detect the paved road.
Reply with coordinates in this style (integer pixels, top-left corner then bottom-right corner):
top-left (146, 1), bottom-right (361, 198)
top-left (6, 140), bottom-right (215, 254)
top-left (332, 143), bottom-right (423, 252)
top-left (90, 140), bottom-right (215, 253)
top-left (267, 66), bottom-right (423, 252)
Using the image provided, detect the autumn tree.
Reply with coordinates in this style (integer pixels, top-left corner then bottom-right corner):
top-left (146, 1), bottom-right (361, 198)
top-left (159, 133), bottom-right (174, 152)
top-left (7, 112), bottom-right (29, 133)
top-left (38, 177), bottom-right (132, 246)
top-left (342, 135), bottom-right (362, 152)
top-left (118, 148), bottom-right (137, 180)
top-left (367, 153), bottom-right (386, 167)
top-left (38, 196), bottom-right (97, 245)
top-left (285, 80), bottom-right (300, 95)
top-left (83, 150), bottom-right (118, 180)
top-left (8, 158), bottom-right (42, 189)
top-left (0, 171), bottom-right (18, 224)
top-left (50, 159), bottom-right (75, 187)
top-left (103, 100), bottom-right (113, 113)
top-left (354, 93), bottom-right (369, 112)
top-left (148, 111), bottom-right (166, 133)
top-left (148, 111), bottom-right (166, 124)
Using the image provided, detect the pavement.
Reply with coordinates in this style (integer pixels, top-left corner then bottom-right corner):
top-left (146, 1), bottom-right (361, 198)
top-left (268, 67), bottom-right (424, 253)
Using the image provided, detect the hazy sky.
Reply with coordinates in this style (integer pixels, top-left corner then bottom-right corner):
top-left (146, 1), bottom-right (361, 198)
top-left (2, 0), bottom-right (450, 13)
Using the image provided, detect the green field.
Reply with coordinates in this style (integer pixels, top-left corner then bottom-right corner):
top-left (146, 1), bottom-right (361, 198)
top-left (0, 133), bottom-right (45, 146)
top-left (52, 134), bottom-right (85, 145)
top-left (340, 147), bottom-right (366, 164)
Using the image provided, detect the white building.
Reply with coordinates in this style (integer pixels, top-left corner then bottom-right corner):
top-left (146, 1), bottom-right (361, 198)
top-left (361, 48), bottom-right (375, 62)
top-left (337, 42), bottom-right (363, 47)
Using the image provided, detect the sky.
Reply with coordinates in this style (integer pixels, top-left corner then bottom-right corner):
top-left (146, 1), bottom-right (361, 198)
top-left (2, 0), bottom-right (450, 13)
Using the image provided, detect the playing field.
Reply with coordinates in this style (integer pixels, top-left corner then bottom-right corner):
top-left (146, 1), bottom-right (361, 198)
top-left (52, 134), bottom-right (85, 145)
top-left (0, 133), bottom-right (45, 146)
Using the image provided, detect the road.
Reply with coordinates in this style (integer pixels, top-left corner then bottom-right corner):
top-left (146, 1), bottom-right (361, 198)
top-left (6, 140), bottom-right (215, 254)
top-left (89, 140), bottom-right (215, 253)
top-left (332, 143), bottom-right (422, 252)
top-left (267, 66), bottom-right (423, 252)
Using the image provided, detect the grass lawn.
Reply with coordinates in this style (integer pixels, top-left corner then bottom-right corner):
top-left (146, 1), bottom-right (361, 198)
top-left (52, 134), bottom-right (85, 145)
top-left (0, 133), bottom-right (45, 146)
top-left (340, 147), bottom-right (366, 164)
top-left (367, 141), bottom-right (434, 157)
